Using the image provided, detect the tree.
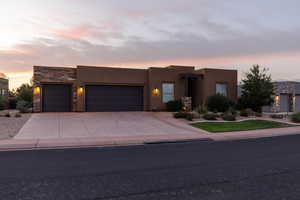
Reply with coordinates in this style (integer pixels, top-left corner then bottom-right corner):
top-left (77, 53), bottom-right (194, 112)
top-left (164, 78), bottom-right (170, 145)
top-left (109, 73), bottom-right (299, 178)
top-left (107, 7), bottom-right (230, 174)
top-left (15, 83), bottom-right (33, 106)
top-left (239, 65), bottom-right (274, 112)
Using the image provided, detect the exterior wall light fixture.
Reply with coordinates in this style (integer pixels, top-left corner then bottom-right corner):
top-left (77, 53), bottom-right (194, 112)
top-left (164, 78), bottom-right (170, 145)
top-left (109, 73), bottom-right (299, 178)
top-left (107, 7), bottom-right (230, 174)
top-left (152, 88), bottom-right (160, 96)
top-left (34, 87), bottom-right (41, 95)
top-left (275, 95), bottom-right (280, 105)
top-left (78, 87), bottom-right (84, 95)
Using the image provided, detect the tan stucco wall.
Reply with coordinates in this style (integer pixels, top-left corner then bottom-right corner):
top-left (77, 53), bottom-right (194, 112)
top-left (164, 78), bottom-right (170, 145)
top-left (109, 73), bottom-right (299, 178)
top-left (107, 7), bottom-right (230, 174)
top-left (33, 65), bottom-right (238, 112)
top-left (148, 66), bottom-right (195, 110)
top-left (196, 68), bottom-right (238, 104)
top-left (76, 66), bottom-right (149, 111)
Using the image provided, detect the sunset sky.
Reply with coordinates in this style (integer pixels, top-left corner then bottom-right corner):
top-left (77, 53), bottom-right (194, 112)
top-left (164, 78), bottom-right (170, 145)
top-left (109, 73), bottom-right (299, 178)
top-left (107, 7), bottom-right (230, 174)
top-left (1, 0), bottom-right (300, 89)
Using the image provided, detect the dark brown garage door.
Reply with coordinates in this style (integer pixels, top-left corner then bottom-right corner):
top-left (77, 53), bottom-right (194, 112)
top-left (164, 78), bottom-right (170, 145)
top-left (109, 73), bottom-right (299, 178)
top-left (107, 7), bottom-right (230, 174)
top-left (85, 85), bottom-right (144, 112)
top-left (42, 84), bottom-right (72, 112)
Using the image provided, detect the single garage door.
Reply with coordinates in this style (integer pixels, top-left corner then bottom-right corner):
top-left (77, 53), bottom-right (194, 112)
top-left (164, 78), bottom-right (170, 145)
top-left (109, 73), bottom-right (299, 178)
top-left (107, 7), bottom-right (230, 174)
top-left (85, 85), bottom-right (144, 112)
top-left (42, 84), bottom-right (72, 112)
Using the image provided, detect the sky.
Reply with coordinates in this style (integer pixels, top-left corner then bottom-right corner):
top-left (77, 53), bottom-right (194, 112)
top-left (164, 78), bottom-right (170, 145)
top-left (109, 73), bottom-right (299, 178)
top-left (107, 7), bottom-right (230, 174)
top-left (0, 0), bottom-right (300, 89)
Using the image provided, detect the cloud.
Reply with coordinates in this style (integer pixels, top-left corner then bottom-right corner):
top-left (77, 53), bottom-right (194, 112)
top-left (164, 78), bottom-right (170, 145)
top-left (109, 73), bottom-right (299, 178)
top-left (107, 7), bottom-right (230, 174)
top-left (1, 0), bottom-right (300, 89)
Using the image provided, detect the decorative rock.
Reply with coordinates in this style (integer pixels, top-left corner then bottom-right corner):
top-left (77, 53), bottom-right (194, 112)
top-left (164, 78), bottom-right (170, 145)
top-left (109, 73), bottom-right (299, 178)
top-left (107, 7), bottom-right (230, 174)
top-left (181, 97), bottom-right (192, 112)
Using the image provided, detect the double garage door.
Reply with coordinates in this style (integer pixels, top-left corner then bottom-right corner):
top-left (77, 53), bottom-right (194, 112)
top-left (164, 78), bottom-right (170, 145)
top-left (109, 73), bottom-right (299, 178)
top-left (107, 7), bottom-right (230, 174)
top-left (42, 84), bottom-right (144, 112)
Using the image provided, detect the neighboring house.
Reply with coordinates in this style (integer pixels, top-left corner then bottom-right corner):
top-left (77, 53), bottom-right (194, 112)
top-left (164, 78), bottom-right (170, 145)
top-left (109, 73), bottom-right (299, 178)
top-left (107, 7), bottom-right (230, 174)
top-left (33, 65), bottom-right (237, 112)
top-left (0, 73), bottom-right (9, 97)
top-left (263, 81), bottom-right (300, 113)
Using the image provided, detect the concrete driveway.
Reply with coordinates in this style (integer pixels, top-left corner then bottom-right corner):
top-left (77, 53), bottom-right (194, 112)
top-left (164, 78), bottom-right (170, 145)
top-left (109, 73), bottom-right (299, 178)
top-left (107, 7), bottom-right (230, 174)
top-left (15, 112), bottom-right (203, 139)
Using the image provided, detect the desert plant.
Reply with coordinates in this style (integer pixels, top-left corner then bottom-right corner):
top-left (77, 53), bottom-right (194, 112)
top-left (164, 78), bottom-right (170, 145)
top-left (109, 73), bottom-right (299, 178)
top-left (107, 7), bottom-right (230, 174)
top-left (228, 107), bottom-right (237, 116)
top-left (191, 111), bottom-right (201, 119)
top-left (173, 111), bottom-right (188, 118)
top-left (16, 100), bottom-right (31, 113)
top-left (0, 96), bottom-right (5, 111)
top-left (240, 108), bottom-right (255, 117)
top-left (186, 113), bottom-right (194, 121)
top-left (196, 104), bottom-right (207, 114)
top-left (291, 112), bottom-right (300, 123)
top-left (270, 114), bottom-right (284, 119)
top-left (203, 113), bottom-right (218, 120)
top-left (15, 113), bottom-right (22, 118)
top-left (8, 97), bottom-right (18, 109)
top-left (166, 100), bottom-right (183, 112)
top-left (255, 112), bottom-right (263, 117)
top-left (206, 94), bottom-right (235, 113)
top-left (222, 113), bottom-right (236, 121)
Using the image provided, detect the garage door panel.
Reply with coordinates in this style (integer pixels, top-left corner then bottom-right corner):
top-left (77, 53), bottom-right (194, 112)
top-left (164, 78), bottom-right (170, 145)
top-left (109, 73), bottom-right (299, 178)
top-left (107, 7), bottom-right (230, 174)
top-left (43, 84), bottom-right (72, 112)
top-left (86, 85), bottom-right (143, 112)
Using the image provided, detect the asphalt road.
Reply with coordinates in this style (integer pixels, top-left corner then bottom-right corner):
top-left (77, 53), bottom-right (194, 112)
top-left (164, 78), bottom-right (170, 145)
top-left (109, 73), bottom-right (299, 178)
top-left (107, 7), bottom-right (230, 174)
top-left (1, 135), bottom-right (300, 200)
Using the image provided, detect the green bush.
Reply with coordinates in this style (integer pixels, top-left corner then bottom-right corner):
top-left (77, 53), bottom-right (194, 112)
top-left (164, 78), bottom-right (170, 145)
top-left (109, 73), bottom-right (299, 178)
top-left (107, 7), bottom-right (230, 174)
top-left (173, 111), bottom-right (188, 118)
top-left (240, 109), bottom-right (249, 117)
top-left (206, 94), bottom-right (235, 113)
top-left (271, 114), bottom-right (284, 119)
top-left (16, 100), bottom-right (31, 113)
top-left (195, 105), bottom-right (207, 114)
top-left (15, 113), bottom-right (22, 118)
top-left (222, 113), bottom-right (236, 121)
top-left (228, 107), bottom-right (237, 116)
top-left (240, 108), bottom-right (254, 117)
top-left (186, 113), bottom-right (194, 121)
top-left (166, 100), bottom-right (182, 112)
top-left (174, 111), bottom-right (194, 121)
top-left (291, 112), bottom-right (300, 123)
top-left (203, 113), bottom-right (218, 120)
top-left (9, 97), bottom-right (18, 109)
top-left (0, 96), bottom-right (5, 111)
top-left (255, 112), bottom-right (263, 117)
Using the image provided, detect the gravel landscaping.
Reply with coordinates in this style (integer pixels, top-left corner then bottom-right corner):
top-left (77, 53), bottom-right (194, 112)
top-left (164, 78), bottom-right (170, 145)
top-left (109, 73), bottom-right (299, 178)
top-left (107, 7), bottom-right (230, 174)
top-left (0, 112), bottom-right (31, 140)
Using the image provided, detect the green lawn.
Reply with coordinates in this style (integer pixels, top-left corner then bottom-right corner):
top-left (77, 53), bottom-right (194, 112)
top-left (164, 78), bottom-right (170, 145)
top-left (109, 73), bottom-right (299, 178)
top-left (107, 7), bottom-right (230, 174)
top-left (191, 120), bottom-right (296, 133)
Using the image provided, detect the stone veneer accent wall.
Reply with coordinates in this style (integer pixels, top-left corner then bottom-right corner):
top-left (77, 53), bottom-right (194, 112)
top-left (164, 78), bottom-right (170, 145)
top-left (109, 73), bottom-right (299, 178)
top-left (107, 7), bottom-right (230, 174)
top-left (33, 66), bottom-right (77, 112)
top-left (270, 82), bottom-right (299, 112)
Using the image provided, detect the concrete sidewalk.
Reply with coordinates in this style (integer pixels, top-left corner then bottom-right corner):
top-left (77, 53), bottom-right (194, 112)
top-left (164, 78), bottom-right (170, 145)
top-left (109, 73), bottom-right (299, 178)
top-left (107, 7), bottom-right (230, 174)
top-left (1, 125), bottom-right (300, 150)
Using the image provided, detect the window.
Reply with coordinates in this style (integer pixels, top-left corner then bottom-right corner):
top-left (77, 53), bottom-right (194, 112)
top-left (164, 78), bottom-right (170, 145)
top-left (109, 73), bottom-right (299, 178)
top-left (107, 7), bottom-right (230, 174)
top-left (216, 83), bottom-right (228, 96)
top-left (162, 83), bottom-right (174, 103)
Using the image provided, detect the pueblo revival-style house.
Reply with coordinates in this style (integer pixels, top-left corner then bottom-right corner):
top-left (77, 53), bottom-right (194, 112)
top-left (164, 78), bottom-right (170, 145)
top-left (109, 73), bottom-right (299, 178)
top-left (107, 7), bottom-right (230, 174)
top-left (33, 65), bottom-right (237, 112)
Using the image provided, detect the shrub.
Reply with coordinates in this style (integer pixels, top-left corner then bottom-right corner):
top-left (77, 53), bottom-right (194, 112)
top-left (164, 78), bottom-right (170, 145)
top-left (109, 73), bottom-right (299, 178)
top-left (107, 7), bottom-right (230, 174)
top-left (166, 100), bottom-right (182, 112)
top-left (271, 114), bottom-right (284, 119)
top-left (291, 112), bottom-right (300, 123)
top-left (228, 107), bottom-right (237, 116)
top-left (0, 96), bottom-right (5, 111)
top-left (16, 100), bottom-right (31, 113)
top-left (195, 105), bottom-right (207, 114)
top-left (206, 94), bottom-right (235, 113)
top-left (9, 97), bottom-right (18, 109)
top-left (191, 111), bottom-right (201, 119)
top-left (240, 108), bottom-right (254, 117)
top-left (186, 113), bottom-right (194, 121)
top-left (15, 113), bottom-right (22, 118)
top-left (240, 109), bottom-right (249, 117)
top-left (255, 112), bottom-right (263, 117)
top-left (203, 113), bottom-right (218, 120)
top-left (222, 113), bottom-right (236, 121)
top-left (173, 111), bottom-right (188, 119)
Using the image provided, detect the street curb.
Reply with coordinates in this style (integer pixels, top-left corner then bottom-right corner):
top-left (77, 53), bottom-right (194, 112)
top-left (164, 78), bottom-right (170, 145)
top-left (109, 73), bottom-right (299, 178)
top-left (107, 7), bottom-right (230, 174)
top-left (0, 135), bottom-right (212, 151)
top-left (144, 138), bottom-right (213, 145)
